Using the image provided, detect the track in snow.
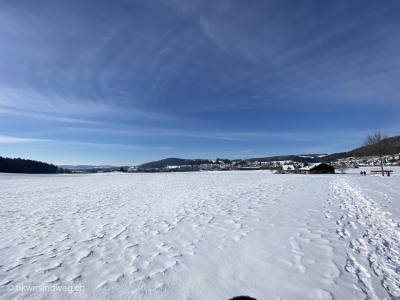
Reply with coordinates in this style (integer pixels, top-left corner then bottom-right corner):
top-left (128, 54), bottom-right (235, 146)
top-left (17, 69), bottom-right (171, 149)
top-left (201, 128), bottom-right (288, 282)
top-left (330, 177), bottom-right (400, 300)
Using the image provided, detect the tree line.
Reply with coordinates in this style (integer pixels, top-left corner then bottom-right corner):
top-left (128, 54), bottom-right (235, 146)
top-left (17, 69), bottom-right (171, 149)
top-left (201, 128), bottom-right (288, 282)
top-left (0, 156), bottom-right (57, 174)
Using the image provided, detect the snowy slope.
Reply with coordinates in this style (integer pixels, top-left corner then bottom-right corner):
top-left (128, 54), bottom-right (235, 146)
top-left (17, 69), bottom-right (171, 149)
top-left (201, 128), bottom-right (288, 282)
top-left (0, 170), bottom-right (399, 300)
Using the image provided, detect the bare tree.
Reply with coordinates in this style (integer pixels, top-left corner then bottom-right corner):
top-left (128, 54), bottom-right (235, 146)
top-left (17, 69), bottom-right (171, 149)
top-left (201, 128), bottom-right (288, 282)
top-left (337, 163), bottom-right (348, 174)
top-left (363, 131), bottom-right (394, 176)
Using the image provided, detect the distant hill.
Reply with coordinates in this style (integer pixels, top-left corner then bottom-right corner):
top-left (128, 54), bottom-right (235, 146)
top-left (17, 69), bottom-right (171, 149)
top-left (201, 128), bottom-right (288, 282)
top-left (246, 154), bottom-right (327, 163)
top-left (319, 135), bottom-right (400, 162)
top-left (137, 136), bottom-right (400, 169)
top-left (138, 158), bottom-right (221, 170)
top-left (0, 156), bottom-right (57, 174)
top-left (137, 155), bottom-right (326, 169)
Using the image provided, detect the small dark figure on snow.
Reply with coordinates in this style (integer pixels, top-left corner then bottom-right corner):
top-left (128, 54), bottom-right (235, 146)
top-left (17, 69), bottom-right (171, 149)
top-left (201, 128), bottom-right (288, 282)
top-left (360, 171), bottom-right (363, 176)
top-left (387, 171), bottom-right (390, 177)
top-left (363, 171), bottom-right (367, 176)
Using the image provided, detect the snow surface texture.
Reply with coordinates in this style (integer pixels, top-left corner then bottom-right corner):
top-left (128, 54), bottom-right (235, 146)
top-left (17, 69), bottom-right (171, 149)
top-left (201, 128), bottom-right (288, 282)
top-left (0, 169), bottom-right (399, 300)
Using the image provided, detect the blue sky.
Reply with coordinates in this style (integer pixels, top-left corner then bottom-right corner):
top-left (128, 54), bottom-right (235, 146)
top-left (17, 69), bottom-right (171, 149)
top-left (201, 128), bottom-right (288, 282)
top-left (0, 0), bottom-right (399, 166)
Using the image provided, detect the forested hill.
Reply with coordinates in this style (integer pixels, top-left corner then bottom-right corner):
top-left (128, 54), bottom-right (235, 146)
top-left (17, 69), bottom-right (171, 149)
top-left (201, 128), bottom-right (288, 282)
top-left (319, 135), bottom-right (400, 162)
top-left (0, 156), bottom-right (57, 174)
top-left (138, 158), bottom-right (231, 169)
top-left (137, 136), bottom-right (400, 169)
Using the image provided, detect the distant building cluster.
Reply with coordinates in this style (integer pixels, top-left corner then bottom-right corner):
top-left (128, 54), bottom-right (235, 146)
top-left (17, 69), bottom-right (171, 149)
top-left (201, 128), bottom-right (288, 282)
top-left (60, 153), bottom-right (400, 174)
top-left (126, 159), bottom-right (334, 173)
top-left (332, 154), bottom-right (400, 168)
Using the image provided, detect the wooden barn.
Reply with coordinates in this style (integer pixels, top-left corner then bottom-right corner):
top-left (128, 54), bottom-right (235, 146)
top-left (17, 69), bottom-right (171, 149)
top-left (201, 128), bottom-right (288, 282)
top-left (300, 163), bottom-right (335, 174)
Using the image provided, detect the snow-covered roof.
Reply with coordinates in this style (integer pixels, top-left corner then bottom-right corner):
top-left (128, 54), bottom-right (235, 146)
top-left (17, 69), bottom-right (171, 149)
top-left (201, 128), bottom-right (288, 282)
top-left (282, 164), bottom-right (295, 171)
top-left (299, 163), bottom-right (322, 171)
top-left (167, 166), bottom-right (179, 169)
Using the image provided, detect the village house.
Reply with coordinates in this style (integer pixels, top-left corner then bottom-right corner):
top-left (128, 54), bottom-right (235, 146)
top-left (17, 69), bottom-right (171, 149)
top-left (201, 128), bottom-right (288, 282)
top-left (300, 163), bottom-right (335, 174)
top-left (281, 164), bottom-right (297, 173)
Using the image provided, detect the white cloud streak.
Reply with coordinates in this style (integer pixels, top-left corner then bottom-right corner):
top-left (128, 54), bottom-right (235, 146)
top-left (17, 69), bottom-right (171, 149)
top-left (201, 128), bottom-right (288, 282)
top-left (0, 86), bottom-right (174, 123)
top-left (0, 135), bottom-right (51, 143)
top-left (58, 126), bottom-right (354, 142)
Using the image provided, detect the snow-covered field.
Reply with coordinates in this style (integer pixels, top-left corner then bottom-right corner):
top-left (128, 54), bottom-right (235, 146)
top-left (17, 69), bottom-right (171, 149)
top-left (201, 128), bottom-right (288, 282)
top-left (0, 169), bottom-right (399, 300)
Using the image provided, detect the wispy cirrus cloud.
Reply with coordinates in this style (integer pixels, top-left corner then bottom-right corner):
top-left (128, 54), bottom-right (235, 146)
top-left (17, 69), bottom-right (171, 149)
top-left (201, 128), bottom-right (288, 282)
top-left (1, 0), bottom-right (399, 164)
top-left (0, 135), bottom-right (51, 143)
top-left (0, 107), bottom-right (103, 125)
top-left (60, 125), bottom-right (400, 145)
top-left (0, 86), bottom-right (175, 123)
top-left (57, 126), bottom-right (323, 142)
top-left (0, 134), bottom-right (174, 151)
top-left (58, 140), bottom-right (175, 151)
